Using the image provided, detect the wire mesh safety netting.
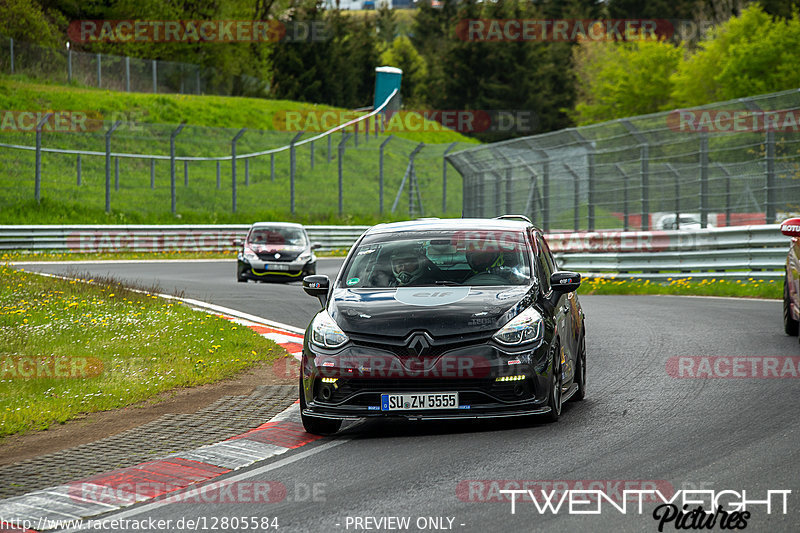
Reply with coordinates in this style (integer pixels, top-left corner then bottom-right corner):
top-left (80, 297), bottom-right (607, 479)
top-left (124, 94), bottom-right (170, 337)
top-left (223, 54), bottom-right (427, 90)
top-left (448, 88), bottom-right (800, 231)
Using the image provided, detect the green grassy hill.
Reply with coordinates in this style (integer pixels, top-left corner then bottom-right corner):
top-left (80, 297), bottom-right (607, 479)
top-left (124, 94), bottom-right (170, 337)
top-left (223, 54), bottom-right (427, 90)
top-left (0, 78), bottom-right (479, 225)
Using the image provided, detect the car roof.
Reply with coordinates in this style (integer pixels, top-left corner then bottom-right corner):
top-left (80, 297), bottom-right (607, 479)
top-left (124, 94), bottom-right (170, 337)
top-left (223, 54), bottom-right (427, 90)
top-left (366, 218), bottom-right (537, 235)
top-left (250, 222), bottom-right (305, 229)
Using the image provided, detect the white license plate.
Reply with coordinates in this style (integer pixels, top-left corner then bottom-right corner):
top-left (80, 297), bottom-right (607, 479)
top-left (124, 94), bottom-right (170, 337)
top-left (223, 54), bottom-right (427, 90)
top-left (380, 392), bottom-right (459, 411)
top-left (265, 263), bottom-right (290, 271)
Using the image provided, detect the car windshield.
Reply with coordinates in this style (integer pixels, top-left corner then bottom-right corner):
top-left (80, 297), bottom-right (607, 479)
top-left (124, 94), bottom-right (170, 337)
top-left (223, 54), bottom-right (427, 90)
top-left (340, 230), bottom-right (532, 288)
top-left (247, 227), bottom-right (306, 246)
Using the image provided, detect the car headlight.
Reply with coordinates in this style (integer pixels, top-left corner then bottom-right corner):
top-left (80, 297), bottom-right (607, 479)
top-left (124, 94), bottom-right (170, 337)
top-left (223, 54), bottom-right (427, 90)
top-left (310, 310), bottom-right (349, 348)
top-left (243, 245), bottom-right (258, 261)
top-left (493, 307), bottom-right (543, 346)
top-left (298, 252), bottom-right (312, 262)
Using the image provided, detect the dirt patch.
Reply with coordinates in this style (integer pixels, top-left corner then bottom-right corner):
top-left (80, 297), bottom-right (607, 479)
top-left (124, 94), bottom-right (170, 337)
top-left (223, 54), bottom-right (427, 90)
top-left (0, 361), bottom-right (295, 467)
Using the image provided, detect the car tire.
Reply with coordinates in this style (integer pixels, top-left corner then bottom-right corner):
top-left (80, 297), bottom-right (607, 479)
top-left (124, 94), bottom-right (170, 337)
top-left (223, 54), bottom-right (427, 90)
top-left (571, 333), bottom-right (586, 402)
top-left (545, 347), bottom-right (563, 423)
top-left (299, 377), bottom-right (342, 435)
top-left (784, 276), bottom-right (799, 336)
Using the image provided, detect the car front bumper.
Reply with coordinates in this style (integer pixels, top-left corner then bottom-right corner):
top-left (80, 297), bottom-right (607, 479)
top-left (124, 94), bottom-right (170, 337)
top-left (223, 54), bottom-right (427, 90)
top-left (300, 334), bottom-right (556, 420)
top-left (238, 256), bottom-right (315, 280)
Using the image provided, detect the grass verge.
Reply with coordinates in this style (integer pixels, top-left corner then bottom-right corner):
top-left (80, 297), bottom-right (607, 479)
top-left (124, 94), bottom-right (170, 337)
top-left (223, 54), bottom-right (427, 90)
top-left (579, 277), bottom-right (781, 299)
top-left (3, 249), bottom-right (350, 262)
top-left (0, 78), bottom-right (478, 225)
top-left (0, 265), bottom-right (283, 438)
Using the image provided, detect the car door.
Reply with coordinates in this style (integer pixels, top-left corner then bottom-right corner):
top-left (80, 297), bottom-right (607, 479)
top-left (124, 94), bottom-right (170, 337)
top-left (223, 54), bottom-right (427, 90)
top-left (533, 231), bottom-right (575, 386)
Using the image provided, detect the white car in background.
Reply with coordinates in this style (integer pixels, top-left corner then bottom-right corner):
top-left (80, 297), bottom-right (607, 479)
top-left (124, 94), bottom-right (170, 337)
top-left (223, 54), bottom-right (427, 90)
top-left (658, 213), bottom-right (715, 230)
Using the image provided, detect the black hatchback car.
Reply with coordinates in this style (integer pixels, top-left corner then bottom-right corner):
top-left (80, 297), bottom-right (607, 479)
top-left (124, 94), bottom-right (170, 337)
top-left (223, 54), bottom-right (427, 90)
top-left (299, 217), bottom-right (587, 435)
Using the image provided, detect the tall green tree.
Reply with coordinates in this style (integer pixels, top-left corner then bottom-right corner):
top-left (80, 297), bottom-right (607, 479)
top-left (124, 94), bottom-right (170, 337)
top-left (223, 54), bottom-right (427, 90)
top-left (670, 4), bottom-right (800, 106)
top-left (379, 35), bottom-right (427, 107)
top-left (572, 35), bottom-right (682, 124)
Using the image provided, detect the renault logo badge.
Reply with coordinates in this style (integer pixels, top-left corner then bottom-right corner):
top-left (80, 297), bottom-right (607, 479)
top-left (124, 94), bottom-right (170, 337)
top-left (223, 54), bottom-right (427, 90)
top-left (407, 332), bottom-right (432, 356)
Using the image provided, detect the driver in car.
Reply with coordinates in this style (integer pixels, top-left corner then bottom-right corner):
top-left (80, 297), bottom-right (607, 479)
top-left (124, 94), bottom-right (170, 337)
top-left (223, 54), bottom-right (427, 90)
top-left (464, 248), bottom-right (525, 284)
top-left (387, 245), bottom-right (442, 287)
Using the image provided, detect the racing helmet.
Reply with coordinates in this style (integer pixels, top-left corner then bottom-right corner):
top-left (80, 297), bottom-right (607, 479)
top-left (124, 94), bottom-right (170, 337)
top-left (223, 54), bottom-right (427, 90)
top-left (390, 244), bottom-right (425, 285)
top-left (466, 248), bottom-right (504, 273)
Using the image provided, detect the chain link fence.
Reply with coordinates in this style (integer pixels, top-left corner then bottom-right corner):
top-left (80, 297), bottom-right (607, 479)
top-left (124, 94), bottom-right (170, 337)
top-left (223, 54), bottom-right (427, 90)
top-left (448, 88), bottom-right (800, 231)
top-left (0, 90), bottom-right (476, 221)
top-left (0, 35), bottom-right (266, 96)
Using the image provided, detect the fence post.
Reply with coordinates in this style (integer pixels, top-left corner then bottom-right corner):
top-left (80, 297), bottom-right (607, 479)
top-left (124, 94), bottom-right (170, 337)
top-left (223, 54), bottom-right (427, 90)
top-left (231, 128), bottom-right (246, 214)
top-left (379, 135), bottom-right (394, 214)
top-left (541, 154), bottom-right (551, 232)
top-left (615, 164), bottom-right (630, 231)
top-left (571, 130), bottom-right (595, 230)
top-left (150, 159), bottom-right (155, 189)
top-left (245, 159), bottom-right (249, 186)
top-left (641, 144), bottom-right (649, 230)
top-left (9, 38), bottom-right (14, 74)
top-left (714, 163), bottom-right (732, 227)
top-left (699, 132), bottom-right (709, 228)
top-left (765, 129), bottom-right (776, 224)
top-left (563, 163), bottom-right (581, 231)
top-left (327, 135), bottom-right (332, 164)
top-left (666, 163), bottom-right (681, 230)
top-left (184, 160), bottom-right (188, 186)
top-left (310, 141), bottom-right (315, 170)
top-left (125, 56), bottom-right (130, 92)
top-left (494, 171), bottom-right (503, 216)
top-left (270, 153), bottom-right (275, 182)
top-left (216, 161), bottom-right (220, 190)
top-left (338, 133), bottom-right (351, 216)
top-left (354, 121), bottom-right (359, 148)
top-left (114, 157), bottom-right (120, 191)
top-left (76, 154), bottom-right (81, 186)
top-left (169, 123), bottom-right (186, 215)
top-left (152, 60), bottom-right (157, 93)
top-left (67, 46), bottom-right (72, 83)
top-left (105, 120), bottom-right (122, 213)
top-left (442, 142), bottom-right (458, 213)
top-left (96, 53), bottom-right (101, 88)
top-left (34, 113), bottom-right (52, 204)
top-left (289, 131), bottom-right (304, 215)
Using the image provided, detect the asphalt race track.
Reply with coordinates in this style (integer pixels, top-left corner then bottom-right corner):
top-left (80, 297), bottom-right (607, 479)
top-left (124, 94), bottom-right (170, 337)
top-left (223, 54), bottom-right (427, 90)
top-left (20, 260), bottom-right (800, 532)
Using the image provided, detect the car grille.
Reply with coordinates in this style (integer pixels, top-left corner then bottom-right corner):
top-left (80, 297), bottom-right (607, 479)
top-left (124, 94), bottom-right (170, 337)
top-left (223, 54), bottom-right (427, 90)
top-left (348, 331), bottom-right (492, 358)
top-left (317, 377), bottom-right (532, 405)
top-left (256, 250), bottom-right (301, 262)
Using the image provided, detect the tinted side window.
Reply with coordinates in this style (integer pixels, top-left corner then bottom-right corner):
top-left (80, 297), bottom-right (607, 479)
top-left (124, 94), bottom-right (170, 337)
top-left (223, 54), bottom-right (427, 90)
top-left (534, 233), bottom-right (552, 292)
top-left (540, 234), bottom-right (558, 272)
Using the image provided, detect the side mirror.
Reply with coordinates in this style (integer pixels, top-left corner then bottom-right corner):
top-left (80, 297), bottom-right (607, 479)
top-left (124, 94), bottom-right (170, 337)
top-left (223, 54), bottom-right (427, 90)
top-left (311, 242), bottom-right (322, 251)
top-left (233, 239), bottom-right (243, 247)
top-left (780, 218), bottom-right (800, 237)
top-left (550, 271), bottom-right (581, 293)
top-left (303, 275), bottom-right (330, 308)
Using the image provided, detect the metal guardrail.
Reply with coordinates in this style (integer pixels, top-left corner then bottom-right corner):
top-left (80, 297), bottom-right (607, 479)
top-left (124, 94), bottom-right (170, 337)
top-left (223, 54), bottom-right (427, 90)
top-left (1, 224), bottom-right (789, 280)
top-left (550, 224), bottom-right (788, 280)
top-left (0, 225), bottom-right (369, 253)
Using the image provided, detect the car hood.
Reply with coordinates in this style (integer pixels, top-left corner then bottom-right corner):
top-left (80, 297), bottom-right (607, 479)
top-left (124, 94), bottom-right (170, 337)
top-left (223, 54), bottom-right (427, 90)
top-left (329, 285), bottom-right (535, 337)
